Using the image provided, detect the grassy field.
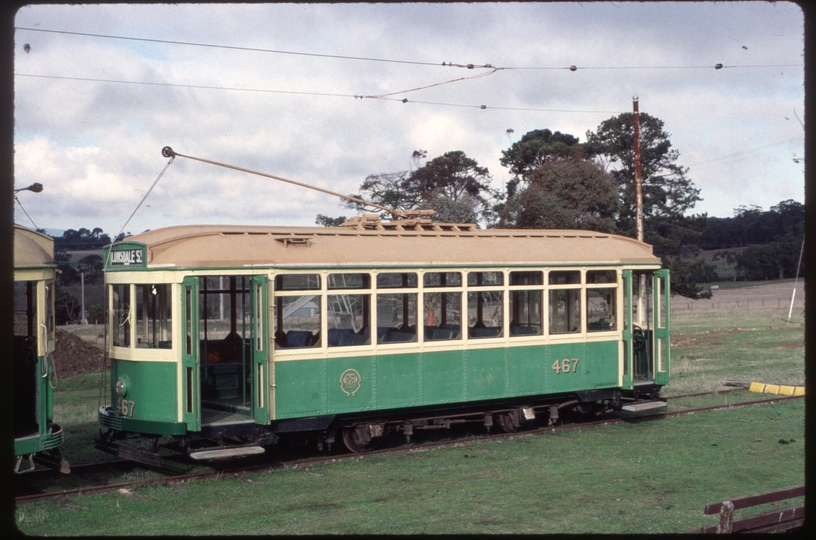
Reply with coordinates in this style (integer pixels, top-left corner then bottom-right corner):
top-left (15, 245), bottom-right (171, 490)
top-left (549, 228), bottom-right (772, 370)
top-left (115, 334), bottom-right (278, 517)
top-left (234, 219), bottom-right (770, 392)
top-left (14, 281), bottom-right (805, 534)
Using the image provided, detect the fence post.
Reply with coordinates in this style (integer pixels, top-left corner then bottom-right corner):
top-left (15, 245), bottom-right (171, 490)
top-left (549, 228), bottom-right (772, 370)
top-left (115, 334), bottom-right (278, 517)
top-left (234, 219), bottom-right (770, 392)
top-left (717, 500), bottom-right (734, 533)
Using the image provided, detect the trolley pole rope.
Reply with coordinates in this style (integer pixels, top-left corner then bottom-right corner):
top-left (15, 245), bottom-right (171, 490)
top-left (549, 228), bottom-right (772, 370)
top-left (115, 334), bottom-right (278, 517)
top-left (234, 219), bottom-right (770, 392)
top-left (161, 146), bottom-right (409, 219)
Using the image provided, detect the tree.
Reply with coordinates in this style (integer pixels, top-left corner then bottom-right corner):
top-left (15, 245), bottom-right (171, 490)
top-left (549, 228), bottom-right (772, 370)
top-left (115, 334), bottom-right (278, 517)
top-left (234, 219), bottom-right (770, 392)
top-left (55, 288), bottom-right (81, 325)
top-left (329, 150), bottom-right (497, 226)
top-left (499, 159), bottom-right (618, 231)
top-left (500, 129), bottom-right (584, 184)
top-left (77, 254), bottom-right (104, 284)
top-left (585, 113), bottom-right (709, 298)
top-left (315, 214), bottom-right (348, 227)
top-left (407, 151), bottom-right (495, 222)
top-left (345, 170), bottom-right (420, 219)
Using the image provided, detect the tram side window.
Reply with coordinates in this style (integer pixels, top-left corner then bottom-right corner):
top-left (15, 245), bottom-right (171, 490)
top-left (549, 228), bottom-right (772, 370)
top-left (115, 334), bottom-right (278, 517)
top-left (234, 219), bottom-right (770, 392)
top-left (586, 270), bottom-right (617, 332)
top-left (549, 289), bottom-right (580, 334)
top-left (328, 273), bottom-right (371, 346)
top-left (275, 295), bottom-right (321, 348)
top-left (467, 272), bottom-right (503, 338)
top-left (376, 273), bottom-right (418, 343)
top-left (423, 292), bottom-right (462, 341)
top-left (423, 272), bottom-right (462, 341)
top-left (135, 284), bottom-right (173, 348)
top-left (274, 273), bottom-right (321, 349)
top-left (112, 284), bottom-right (131, 347)
top-left (377, 293), bottom-right (417, 343)
top-left (509, 271), bottom-right (542, 336)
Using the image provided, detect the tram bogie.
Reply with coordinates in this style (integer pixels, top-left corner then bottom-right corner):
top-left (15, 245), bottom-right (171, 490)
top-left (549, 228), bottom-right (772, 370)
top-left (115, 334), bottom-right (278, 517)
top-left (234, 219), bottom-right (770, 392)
top-left (96, 219), bottom-right (669, 464)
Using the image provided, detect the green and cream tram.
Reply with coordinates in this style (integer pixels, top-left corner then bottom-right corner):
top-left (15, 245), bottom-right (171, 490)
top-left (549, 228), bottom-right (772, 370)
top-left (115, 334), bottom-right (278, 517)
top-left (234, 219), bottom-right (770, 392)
top-left (98, 216), bottom-right (669, 462)
top-left (13, 225), bottom-right (69, 473)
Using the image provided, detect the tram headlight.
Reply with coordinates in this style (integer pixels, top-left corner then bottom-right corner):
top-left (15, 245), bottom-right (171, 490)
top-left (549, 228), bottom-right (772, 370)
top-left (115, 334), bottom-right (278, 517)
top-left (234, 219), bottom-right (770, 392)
top-left (115, 376), bottom-right (129, 397)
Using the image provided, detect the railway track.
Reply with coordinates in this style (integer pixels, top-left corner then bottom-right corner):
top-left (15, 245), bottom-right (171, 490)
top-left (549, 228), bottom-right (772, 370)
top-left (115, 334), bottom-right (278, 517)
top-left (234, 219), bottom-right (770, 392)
top-left (16, 392), bottom-right (802, 506)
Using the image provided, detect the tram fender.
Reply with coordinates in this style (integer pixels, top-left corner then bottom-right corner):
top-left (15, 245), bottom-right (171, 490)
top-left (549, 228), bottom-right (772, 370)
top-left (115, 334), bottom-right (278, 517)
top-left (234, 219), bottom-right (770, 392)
top-left (574, 389), bottom-right (619, 402)
top-left (273, 415), bottom-right (336, 433)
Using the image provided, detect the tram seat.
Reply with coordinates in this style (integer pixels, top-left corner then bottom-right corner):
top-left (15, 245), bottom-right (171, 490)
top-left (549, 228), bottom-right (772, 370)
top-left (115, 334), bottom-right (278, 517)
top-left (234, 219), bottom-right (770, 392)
top-left (328, 328), bottom-right (353, 346)
top-left (587, 319), bottom-right (612, 331)
top-left (376, 327), bottom-right (392, 341)
top-left (510, 324), bottom-right (538, 336)
top-left (380, 329), bottom-right (416, 343)
top-left (282, 330), bottom-right (317, 348)
top-left (426, 327), bottom-right (457, 341)
top-left (469, 326), bottom-right (502, 338)
top-left (338, 333), bottom-right (369, 346)
top-left (204, 339), bottom-right (243, 364)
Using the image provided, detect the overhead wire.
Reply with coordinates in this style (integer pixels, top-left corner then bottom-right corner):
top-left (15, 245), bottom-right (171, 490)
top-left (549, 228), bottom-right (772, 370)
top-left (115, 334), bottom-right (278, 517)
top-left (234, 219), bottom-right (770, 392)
top-left (15, 26), bottom-right (803, 72)
top-left (15, 72), bottom-right (626, 115)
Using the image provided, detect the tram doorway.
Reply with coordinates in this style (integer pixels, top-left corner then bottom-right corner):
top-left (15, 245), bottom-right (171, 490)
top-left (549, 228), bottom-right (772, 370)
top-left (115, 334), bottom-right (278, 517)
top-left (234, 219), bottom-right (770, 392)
top-left (622, 270), bottom-right (670, 389)
top-left (182, 275), bottom-right (269, 430)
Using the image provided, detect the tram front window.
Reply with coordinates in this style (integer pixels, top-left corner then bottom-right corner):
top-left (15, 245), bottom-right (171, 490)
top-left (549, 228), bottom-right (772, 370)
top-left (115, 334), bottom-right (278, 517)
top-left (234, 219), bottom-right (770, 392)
top-left (13, 281), bottom-right (35, 338)
top-left (112, 284), bottom-right (131, 347)
top-left (135, 284), bottom-right (172, 348)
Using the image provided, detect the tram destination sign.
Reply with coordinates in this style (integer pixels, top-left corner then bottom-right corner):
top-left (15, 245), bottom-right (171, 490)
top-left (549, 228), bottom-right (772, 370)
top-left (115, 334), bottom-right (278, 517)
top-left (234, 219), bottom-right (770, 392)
top-left (107, 244), bottom-right (147, 269)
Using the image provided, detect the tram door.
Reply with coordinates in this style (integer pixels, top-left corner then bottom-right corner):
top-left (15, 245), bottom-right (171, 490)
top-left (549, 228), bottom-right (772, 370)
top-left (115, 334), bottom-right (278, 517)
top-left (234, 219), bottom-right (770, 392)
top-left (622, 269), bottom-right (670, 388)
top-left (250, 275), bottom-right (270, 424)
top-left (192, 275), bottom-right (269, 427)
top-left (181, 277), bottom-right (201, 431)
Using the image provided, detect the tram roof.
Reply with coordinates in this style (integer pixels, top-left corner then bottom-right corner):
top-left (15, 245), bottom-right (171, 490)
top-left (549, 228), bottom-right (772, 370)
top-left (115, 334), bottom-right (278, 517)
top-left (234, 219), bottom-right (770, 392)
top-left (119, 223), bottom-right (661, 269)
top-left (14, 225), bottom-right (55, 268)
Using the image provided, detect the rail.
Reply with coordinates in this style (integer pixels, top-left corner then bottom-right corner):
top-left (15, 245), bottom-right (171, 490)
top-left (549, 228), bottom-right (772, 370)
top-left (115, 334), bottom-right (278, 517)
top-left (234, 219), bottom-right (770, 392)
top-left (690, 484), bottom-right (804, 533)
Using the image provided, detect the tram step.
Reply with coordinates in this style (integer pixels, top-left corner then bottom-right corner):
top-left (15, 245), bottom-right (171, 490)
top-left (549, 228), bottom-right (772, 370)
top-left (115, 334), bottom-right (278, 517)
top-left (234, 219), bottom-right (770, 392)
top-left (621, 400), bottom-right (667, 413)
top-left (189, 446), bottom-right (266, 460)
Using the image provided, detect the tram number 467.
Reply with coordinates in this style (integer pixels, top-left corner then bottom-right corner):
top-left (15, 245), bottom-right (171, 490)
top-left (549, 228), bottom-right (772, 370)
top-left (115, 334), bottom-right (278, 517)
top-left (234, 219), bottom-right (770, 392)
top-left (552, 358), bottom-right (579, 374)
top-left (116, 397), bottom-right (136, 417)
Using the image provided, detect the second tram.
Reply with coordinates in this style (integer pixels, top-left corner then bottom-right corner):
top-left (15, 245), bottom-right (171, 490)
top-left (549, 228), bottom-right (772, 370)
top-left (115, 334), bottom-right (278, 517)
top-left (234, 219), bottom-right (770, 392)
top-left (13, 225), bottom-right (69, 473)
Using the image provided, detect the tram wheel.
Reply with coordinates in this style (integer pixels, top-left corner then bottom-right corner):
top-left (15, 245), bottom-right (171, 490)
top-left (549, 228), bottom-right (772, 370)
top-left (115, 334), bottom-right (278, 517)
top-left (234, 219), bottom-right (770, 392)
top-left (575, 402), bottom-right (597, 415)
top-left (341, 427), bottom-right (380, 454)
top-left (496, 412), bottom-right (519, 433)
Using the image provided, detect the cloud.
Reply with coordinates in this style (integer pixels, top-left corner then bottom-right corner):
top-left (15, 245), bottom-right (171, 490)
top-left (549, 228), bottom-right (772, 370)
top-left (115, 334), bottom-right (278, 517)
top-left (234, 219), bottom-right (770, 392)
top-left (13, 2), bottom-right (804, 235)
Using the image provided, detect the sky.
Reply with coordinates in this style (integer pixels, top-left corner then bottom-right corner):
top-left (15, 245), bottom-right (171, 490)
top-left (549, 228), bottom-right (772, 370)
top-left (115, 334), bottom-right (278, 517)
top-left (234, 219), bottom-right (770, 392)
top-left (12, 1), bottom-right (806, 238)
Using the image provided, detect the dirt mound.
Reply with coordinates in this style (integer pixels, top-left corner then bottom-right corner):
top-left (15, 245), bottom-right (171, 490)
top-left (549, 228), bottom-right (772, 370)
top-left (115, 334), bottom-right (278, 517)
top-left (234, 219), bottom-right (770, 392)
top-left (53, 328), bottom-right (108, 378)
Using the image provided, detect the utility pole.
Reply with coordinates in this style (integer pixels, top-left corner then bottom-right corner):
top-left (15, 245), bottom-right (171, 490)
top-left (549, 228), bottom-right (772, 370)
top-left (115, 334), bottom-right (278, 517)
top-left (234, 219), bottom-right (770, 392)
top-left (633, 96), bottom-right (643, 242)
top-left (81, 271), bottom-right (87, 325)
top-left (633, 96), bottom-right (645, 326)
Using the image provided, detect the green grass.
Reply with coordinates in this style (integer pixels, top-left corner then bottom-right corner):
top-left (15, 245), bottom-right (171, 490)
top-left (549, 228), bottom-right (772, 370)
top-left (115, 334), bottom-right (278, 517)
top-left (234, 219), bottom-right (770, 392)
top-left (16, 399), bottom-right (804, 535)
top-left (668, 305), bottom-right (804, 395)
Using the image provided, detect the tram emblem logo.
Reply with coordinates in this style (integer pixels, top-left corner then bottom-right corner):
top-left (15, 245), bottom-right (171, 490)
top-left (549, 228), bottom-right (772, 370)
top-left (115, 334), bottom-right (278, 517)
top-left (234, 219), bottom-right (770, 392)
top-left (339, 369), bottom-right (362, 397)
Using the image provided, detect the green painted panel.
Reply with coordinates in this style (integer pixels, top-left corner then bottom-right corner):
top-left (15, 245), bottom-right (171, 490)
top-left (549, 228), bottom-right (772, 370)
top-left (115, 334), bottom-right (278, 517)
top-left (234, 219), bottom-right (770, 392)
top-left (274, 360), bottom-right (326, 417)
top-left (111, 360), bottom-right (178, 422)
top-left (326, 358), bottom-right (374, 414)
top-left (375, 353), bottom-right (422, 409)
top-left (584, 341), bottom-right (620, 389)
top-left (543, 342), bottom-right (585, 392)
top-left (422, 350), bottom-right (466, 404)
top-left (273, 340), bottom-right (622, 420)
top-left (465, 348), bottom-right (507, 400)
top-left (505, 346), bottom-right (548, 396)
